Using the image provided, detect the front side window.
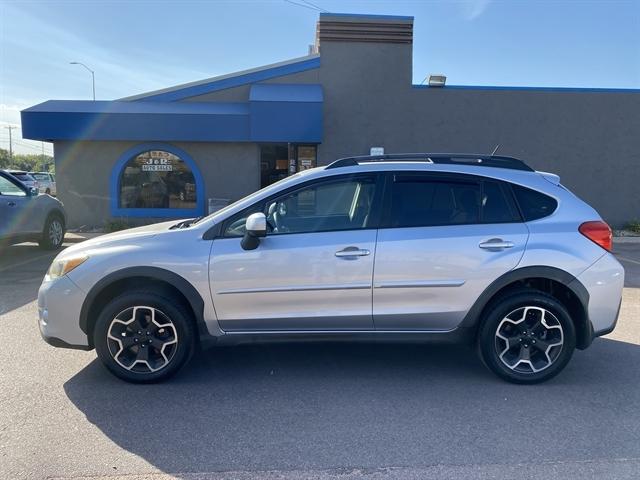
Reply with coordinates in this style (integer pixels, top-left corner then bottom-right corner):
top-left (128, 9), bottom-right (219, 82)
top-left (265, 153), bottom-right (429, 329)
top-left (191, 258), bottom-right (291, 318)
top-left (0, 176), bottom-right (26, 197)
top-left (224, 176), bottom-right (378, 237)
top-left (119, 150), bottom-right (196, 209)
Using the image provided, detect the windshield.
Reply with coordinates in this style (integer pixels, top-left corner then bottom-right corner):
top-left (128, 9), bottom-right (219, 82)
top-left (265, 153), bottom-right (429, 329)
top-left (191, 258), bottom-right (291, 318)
top-left (14, 173), bottom-right (34, 182)
top-left (32, 173), bottom-right (49, 181)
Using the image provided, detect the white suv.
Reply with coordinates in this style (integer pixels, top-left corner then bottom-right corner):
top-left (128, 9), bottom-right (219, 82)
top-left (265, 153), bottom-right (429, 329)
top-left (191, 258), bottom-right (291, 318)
top-left (37, 154), bottom-right (624, 384)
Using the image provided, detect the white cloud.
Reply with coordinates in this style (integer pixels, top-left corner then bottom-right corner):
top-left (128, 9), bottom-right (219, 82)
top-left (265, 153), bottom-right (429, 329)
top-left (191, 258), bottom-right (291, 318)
top-left (460, 0), bottom-right (492, 20)
top-left (0, 4), bottom-right (210, 156)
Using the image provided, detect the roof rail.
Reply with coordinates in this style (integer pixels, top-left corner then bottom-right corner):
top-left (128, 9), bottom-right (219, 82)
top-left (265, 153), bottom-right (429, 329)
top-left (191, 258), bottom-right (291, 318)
top-left (325, 153), bottom-right (534, 172)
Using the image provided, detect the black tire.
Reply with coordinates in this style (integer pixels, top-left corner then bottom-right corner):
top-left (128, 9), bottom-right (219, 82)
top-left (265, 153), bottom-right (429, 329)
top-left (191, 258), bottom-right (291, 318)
top-left (39, 213), bottom-right (65, 250)
top-left (93, 291), bottom-right (196, 383)
top-left (45, 188), bottom-right (51, 195)
top-left (477, 291), bottom-right (576, 384)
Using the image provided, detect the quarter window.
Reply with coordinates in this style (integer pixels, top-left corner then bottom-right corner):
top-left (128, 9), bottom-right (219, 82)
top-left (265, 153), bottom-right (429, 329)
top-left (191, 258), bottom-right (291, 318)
top-left (512, 184), bottom-right (558, 221)
top-left (119, 150), bottom-right (196, 209)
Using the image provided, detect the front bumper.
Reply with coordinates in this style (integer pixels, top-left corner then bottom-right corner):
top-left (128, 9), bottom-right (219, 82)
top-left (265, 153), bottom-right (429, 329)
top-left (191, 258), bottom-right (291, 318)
top-left (576, 252), bottom-right (625, 338)
top-left (38, 276), bottom-right (91, 350)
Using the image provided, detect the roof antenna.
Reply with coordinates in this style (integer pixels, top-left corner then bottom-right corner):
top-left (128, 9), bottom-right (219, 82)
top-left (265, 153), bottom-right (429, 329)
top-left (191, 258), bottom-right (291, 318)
top-left (490, 143), bottom-right (501, 156)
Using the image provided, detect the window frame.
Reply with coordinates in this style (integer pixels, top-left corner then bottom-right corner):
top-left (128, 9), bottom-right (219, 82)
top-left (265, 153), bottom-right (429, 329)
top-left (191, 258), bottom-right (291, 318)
top-left (220, 172), bottom-right (385, 238)
top-left (109, 143), bottom-right (205, 218)
top-left (379, 171), bottom-right (524, 229)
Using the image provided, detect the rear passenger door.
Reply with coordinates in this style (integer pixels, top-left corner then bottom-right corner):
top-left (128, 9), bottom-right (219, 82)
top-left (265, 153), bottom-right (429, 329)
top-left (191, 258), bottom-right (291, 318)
top-left (373, 172), bottom-right (529, 330)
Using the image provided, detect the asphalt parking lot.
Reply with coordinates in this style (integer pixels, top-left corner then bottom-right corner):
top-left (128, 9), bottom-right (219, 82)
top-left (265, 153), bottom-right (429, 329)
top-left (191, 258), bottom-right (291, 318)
top-left (1, 239), bottom-right (639, 480)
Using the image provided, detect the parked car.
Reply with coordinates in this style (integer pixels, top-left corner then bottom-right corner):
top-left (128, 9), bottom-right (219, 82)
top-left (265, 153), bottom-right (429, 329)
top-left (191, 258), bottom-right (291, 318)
top-left (4, 170), bottom-right (39, 191)
top-left (37, 153), bottom-right (623, 384)
top-left (30, 172), bottom-right (56, 196)
top-left (0, 170), bottom-right (66, 249)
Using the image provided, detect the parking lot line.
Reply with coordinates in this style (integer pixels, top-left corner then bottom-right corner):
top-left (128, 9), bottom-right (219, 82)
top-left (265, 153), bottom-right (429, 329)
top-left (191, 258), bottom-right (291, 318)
top-left (618, 256), bottom-right (640, 266)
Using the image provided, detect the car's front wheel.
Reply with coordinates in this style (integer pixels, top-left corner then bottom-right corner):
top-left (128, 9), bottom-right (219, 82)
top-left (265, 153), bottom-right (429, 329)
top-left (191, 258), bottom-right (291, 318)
top-left (93, 291), bottom-right (196, 383)
top-left (478, 291), bottom-right (576, 384)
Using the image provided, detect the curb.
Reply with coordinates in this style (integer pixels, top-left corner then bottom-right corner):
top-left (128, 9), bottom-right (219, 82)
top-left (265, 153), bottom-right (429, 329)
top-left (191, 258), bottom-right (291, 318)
top-left (614, 237), bottom-right (640, 244)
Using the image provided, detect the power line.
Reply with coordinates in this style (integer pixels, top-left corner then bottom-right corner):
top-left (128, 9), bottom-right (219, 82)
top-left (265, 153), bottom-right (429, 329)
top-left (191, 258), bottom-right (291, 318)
top-left (301, 0), bottom-right (328, 12)
top-left (283, 0), bottom-right (320, 12)
top-left (1, 139), bottom-right (53, 155)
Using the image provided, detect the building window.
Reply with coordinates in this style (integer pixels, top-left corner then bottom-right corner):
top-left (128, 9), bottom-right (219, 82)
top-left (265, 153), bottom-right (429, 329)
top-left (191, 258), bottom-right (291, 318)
top-left (110, 143), bottom-right (204, 218)
top-left (119, 150), bottom-right (196, 209)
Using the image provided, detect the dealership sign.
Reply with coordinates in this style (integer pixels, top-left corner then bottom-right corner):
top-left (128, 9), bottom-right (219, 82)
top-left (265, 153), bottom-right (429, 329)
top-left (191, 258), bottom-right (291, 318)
top-left (141, 156), bottom-right (173, 172)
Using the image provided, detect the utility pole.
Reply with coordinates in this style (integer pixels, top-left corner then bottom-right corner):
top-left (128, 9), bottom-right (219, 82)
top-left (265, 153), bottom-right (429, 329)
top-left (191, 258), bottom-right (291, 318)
top-left (4, 125), bottom-right (17, 161)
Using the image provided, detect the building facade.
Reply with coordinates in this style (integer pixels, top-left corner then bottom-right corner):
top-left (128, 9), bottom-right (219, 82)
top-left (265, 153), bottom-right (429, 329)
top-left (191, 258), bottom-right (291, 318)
top-left (22, 13), bottom-right (640, 228)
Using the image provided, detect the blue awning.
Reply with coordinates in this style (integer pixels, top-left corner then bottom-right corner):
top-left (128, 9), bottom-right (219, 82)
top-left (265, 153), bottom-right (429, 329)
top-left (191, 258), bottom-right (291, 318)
top-left (21, 84), bottom-right (323, 143)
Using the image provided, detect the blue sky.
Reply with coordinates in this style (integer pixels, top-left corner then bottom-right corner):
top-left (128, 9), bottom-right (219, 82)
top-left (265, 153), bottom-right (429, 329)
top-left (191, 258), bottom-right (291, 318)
top-left (1, 0), bottom-right (639, 155)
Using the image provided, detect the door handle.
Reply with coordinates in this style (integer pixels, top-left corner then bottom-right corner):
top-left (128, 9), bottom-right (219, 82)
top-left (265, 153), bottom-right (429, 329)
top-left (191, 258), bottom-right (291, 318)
top-left (479, 238), bottom-right (514, 249)
top-left (7, 201), bottom-right (16, 207)
top-left (335, 247), bottom-right (371, 258)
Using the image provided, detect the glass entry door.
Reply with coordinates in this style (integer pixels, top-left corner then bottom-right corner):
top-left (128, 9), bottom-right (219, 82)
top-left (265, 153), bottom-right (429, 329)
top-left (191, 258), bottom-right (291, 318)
top-left (260, 144), bottom-right (317, 188)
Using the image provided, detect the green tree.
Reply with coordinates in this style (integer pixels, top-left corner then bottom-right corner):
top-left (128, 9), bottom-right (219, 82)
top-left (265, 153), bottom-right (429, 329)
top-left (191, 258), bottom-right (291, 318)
top-left (9, 153), bottom-right (55, 173)
top-left (0, 148), bottom-right (9, 169)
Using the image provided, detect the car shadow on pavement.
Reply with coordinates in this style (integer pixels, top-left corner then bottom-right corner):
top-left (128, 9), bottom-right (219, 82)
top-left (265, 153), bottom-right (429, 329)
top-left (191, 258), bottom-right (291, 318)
top-left (63, 338), bottom-right (640, 477)
top-left (0, 244), bottom-right (60, 315)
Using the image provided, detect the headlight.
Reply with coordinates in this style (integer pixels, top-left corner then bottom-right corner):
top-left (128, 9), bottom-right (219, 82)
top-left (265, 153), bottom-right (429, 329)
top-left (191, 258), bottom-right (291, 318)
top-left (46, 254), bottom-right (89, 280)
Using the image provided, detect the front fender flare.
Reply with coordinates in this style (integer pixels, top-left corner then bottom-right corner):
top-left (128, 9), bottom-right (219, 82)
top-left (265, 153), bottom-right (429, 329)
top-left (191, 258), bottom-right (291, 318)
top-left (79, 266), bottom-right (207, 340)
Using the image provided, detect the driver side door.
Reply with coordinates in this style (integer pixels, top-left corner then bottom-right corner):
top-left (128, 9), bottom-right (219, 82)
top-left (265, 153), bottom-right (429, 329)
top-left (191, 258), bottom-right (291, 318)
top-left (209, 173), bottom-right (382, 332)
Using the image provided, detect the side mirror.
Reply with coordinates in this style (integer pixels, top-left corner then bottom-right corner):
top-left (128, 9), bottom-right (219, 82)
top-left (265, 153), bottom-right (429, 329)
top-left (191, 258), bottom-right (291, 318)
top-left (241, 212), bottom-right (267, 250)
top-left (29, 187), bottom-right (39, 197)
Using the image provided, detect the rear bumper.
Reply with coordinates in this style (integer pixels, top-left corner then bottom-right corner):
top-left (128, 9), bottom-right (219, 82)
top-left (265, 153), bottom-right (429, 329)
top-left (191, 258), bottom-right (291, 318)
top-left (576, 253), bottom-right (625, 338)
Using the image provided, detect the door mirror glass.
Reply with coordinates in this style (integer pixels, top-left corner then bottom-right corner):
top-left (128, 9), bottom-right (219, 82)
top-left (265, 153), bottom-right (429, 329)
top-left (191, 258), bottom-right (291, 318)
top-left (241, 212), bottom-right (267, 250)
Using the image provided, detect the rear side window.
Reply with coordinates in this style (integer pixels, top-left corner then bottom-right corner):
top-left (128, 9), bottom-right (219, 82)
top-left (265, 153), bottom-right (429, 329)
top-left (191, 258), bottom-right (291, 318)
top-left (512, 184), bottom-right (558, 221)
top-left (388, 175), bottom-right (520, 228)
top-left (482, 181), bottom-right (521, 223)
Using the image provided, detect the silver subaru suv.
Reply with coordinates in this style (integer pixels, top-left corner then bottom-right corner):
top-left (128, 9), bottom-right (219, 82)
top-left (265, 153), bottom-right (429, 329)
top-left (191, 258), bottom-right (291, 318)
top-left (38, 154), bottom-right (624, 384)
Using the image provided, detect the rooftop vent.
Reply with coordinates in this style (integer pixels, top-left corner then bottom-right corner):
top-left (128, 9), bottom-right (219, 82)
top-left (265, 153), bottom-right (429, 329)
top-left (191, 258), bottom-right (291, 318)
top-left (316, 13), bottom-right (414, 45)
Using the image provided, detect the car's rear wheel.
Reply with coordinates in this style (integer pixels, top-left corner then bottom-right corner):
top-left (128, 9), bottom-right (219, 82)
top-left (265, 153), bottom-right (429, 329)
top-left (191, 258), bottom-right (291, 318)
top-left (39, 214), bottom-right (65, 250)
top-left (478, 291), bottom-right (576, 384)
top-left (93, 291), bottom-right (196, 383)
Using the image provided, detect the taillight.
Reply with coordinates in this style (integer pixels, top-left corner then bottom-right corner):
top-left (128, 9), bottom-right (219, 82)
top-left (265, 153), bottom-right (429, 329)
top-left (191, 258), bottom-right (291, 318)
top-left (579, 221), bottom-right (612, 252)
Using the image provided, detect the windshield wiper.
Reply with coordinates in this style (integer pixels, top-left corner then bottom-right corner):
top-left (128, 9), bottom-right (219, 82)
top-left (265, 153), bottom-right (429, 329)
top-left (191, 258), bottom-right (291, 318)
top-left (170, 217), bottom-right (204, 229)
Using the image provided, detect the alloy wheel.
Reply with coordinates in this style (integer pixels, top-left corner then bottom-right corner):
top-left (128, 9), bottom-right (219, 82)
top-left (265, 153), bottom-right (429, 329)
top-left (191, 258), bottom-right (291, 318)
top-left (49, 219), bottom-right (63, 247)
top-left (107, 306), bottom-right (178, 373)
top-left (495, 306), bottom-right (564, 374)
